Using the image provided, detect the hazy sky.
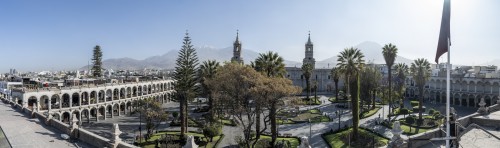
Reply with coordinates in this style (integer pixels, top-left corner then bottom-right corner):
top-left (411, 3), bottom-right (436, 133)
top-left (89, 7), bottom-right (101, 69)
top-left (1, 0), bottom-right (499, 72)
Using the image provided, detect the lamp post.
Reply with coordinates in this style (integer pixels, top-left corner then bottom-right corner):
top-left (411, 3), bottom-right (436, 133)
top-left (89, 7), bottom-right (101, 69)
top-left (336, 110), bottom-right (341, 130)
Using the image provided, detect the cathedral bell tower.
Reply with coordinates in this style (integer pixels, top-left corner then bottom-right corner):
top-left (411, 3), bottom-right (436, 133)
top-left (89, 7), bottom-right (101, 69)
top-left (231, 30), bottom-right (244, 64)
top-left (303, 31), bottom-right (316, 69)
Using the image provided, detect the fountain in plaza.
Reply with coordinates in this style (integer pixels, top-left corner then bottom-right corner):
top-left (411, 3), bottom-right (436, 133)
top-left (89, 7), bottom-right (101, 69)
top-left (388, 121), bottom-right (406, 148)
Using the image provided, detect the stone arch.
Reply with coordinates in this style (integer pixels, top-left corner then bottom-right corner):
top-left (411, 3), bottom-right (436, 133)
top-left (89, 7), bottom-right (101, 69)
top-left (120, 102), bottom-right (126, 115)
top-left (461, 94), bottom-right (468, 107)
top-left (81, 108), bottom-right (91, 123)
top-left (52, 113), bottom-right (61, 121)
top-left (40, 95), bottom-right (49, 110)
top-left (493, 82), bottom-right (500, 94)
top-left (98, 90), bottom-right (105, 102)
top-left (148, 85), bottom-right (152, 94)
top-left (453, 93), bottom-right (460, 106)
top-left (106, 89), bottom-right (112, 101)
top-left (27, 96), bottom-right (38, 110)
top-left (90, 91), bottom-right (97, 104)
top-left (126, 101), bottom-right (132, 113)
top-left (81, 91), bottom-right (89, 105)
top-left (98, 106), bottom-right (106, 120)
top-left (51, 94), bottom-right (61, 109)
top-left (89, 107), bottom-right (99, 121)
top-left (143, 85), bottom-right (147, 95)
top-left (72, 110), bottom-right (81, 124)
top-left (112, 103), bottom-right (119, 116)
top-left (126, 87), bottom-right (132, 98)
top-left (113, 88), bottom-right (119, 100)
top-left (72, 92), bottom-right (80, 107)
top-left (138, 86), bottom-right (143, 96)
top-left (106, 104), bottom-right (113, 118)
top-left (468, 94), bottom-right (475, 107)
top-left (120, 88), bottom-right (126, 99)
top-left (133, 86), bottom-right (138, 97)
top-left (62, 111), bottom-right (71, 124)
top-left (485, 95), bottom-right (492, 107)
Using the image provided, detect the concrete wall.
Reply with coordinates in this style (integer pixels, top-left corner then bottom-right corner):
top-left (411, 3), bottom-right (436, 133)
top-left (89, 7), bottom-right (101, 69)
top-left (0, 97), bottom-right (137, 148)
top-left (408, 103), bottom-right (500, 147)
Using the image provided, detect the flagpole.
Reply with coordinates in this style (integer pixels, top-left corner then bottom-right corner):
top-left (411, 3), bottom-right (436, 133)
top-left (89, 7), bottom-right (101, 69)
top-left (446, 38), bottom-right (451, 148)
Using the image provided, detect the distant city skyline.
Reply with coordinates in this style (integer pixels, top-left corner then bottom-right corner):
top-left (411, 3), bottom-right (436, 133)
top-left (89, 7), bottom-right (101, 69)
top-left (1, 0), bottom-right (499, 72)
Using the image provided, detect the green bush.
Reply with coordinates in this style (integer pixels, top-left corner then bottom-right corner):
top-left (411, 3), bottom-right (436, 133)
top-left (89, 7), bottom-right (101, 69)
top-left (400, 108), bottom-right (409, 115)
top-left (406, 116), bottom-right (416, 125)
top-left (428, 109), bottom-right (436, 115)
top-left (410, 101), bottom-right (419, 107)
top-left (202, 124), bottom-right (222, 142)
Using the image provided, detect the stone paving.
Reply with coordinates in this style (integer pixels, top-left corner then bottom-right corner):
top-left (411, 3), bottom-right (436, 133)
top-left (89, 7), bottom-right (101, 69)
top-left (0, 101), bottom-right (91, 148)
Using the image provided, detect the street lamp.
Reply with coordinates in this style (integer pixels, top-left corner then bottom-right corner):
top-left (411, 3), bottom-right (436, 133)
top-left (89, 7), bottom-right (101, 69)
top-left (336, 110), bottom-right (341, 130)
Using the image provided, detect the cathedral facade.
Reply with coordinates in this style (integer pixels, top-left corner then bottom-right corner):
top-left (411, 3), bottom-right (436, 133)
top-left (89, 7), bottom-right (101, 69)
top-left (230, 32), bottom-right (341, 93)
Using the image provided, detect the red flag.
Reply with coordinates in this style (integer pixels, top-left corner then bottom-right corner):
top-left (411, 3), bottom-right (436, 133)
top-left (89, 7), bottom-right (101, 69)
top-left (435, 0), bottom-right (451, 63)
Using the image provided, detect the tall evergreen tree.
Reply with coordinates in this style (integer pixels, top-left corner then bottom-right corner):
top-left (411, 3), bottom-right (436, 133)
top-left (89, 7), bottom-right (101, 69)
top-left (173, 31), bottom-right (199, 137)
top-left (91, 45), bottom-right (103, 78)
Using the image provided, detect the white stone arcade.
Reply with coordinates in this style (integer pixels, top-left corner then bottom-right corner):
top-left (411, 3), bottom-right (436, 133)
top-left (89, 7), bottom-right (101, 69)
top-left (8, 79), bottom-right (175, 124)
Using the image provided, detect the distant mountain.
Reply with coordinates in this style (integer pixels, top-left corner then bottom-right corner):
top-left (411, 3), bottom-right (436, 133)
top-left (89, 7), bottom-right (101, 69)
top-left (317, 41), bottom-right (413, 68)
top-left (82, 46), bottom-right (298, 70)
top-left (81, 41), bottom-right (414, 70)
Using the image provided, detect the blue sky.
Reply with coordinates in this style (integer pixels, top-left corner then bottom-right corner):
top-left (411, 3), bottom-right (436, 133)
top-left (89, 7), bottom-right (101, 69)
top-left (1, 0), bottom-right (499, 72)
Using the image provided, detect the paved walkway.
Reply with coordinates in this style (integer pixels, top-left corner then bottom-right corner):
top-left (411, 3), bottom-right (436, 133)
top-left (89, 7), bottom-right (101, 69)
top-left (0, 101), bottom-right (89, 148)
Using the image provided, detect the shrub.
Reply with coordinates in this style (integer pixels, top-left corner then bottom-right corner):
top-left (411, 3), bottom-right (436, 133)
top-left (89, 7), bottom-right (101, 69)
top-left (410, 101), bottom-right (419, 107)
top-left (400, 108), bottom-right (409, 118)
top-left (428, 109), bottom-right (436, 115)
top-left (172, 112), bottom-right (179, 119)
top-left (406, 116), bottom-right (416, 125)
top-left (202, 124), bottom-right (222, 142)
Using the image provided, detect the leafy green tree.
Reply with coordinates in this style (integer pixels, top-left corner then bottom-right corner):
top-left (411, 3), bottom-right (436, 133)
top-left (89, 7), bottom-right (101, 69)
top-left (91, 45), bottom-right (103, 78)
top-left (395, 63), bottom-right (409, 108)
top-left (202, 123), bottom-right (222, 142)
top-left (301, 63), bottom-right (313, 100)
top-left (251, 51), bottom-right (287, 146)
top-left (410, 58), bottom-right (431, 121)
top-left (360, 65), bottom-right (382, 110)
top-left (337, 47), bottom-right (365, 140)
top-left (199, 60), bottom-right (220, 121)
top-left (206, 63), bottom-right (263, 148)
top-left (173, 32), bottom-right (199, 136)
top-left (139, 98), bottom-right (168, 138)
top-left (400, 108), bottom-right (409, 119)
top-left (250, 76), bottom-right (301, 146)
top-left (331, 67), bottom-right (341, 100)
top-left (382, 43), bottom-right (398, 121)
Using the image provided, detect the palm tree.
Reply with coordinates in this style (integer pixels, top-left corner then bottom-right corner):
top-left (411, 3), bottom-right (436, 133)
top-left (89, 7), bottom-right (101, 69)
top-left (302, 63), bottom-right (313, 100)
top-left (252, 51), bottom-right (286, 145)
top-left (252, 51), bottom-right (286, 77)
top-left (395, 63), bottom-right (409, 108)
top-left (337, 47), bottom-right (365, 140)
top-left (410, 58), bottom-right (431, 121)
top-left (382, 43), bottom-right (398, 121)
top-left (199, 60), bottom-right (220, 120)
top-left (331, 67), bottom-right (340, 101)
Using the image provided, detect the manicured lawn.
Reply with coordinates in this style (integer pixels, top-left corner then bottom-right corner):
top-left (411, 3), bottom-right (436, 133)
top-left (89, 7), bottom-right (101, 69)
top-left (360, 107), bottom-right (381, 119)
top-left (278, 108), bottom-right (329, 124)
top-left (328, 97), bottom-right (349, 103)
top-left (308, 108), bottom-right (321, 114)
top-left (302, 97), bottom-right (321, 105)
top-left (383, 122), bottom-right (434, 136)
top-left (218, 118), bottom-right (237, 126)
top-left (323, 128), bottom-right (389, 148)
top-left (137, 131), bottom-right (223, 148)
top-left (257, 135), bottom-right (300, 148)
